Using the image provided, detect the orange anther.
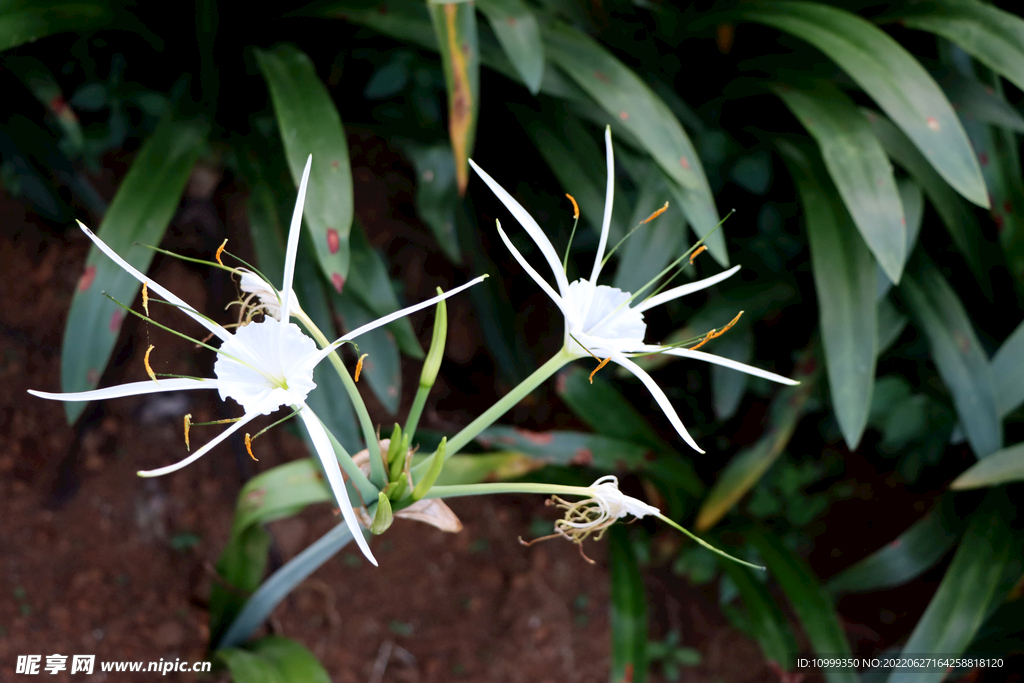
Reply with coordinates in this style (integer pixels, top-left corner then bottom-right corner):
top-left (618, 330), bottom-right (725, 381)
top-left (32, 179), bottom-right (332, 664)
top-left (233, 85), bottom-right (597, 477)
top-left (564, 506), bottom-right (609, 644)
top-left (689, 246), bottom-right (707, 265)
top-left (691, 311), bottom-right (743, 351)
top-left (354, 353), bottom-right (369, 382)
top-left (244, 433), bottom-right (258, 461)
top-left (142, 281), bottom-right (149, 316)
top-left (566, 194), bottom-right (580, 220)
top-left (183, 414), bottom-right (192, 451)
top-left (215, 239), bottom-right (228, 266)
top-left (144, 345), bottom-right (158, 383)
top-left (588, 356), bottom-right (612, 383)
top-left (641, 202), bottom-right (669, 225)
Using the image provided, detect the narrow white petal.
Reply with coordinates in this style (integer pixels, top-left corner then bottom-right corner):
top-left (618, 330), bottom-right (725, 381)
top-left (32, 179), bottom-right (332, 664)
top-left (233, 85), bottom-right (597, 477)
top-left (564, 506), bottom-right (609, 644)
top-left (137, 410), bottom-right (258, 477)
top-left (29, 377), bottom-right (218, 402)
top-left (634, 265), bottom-right (742, 314)
top-left (661, 347), bottom-right (799, 385)
top-left (300, 407), bottom-right (378, 566)
top-left (610, 355), bottom-right (705, 454)
top-left (588, 126), bottom-right (615, 285)
top-left (468, 158), bottom-right (571, 298)
top-left (280, 155), bottom-right (313, 330)
top-left (495, 223), bottom-right (569, 318)
top-left (312, 275), bottom-right (489, 366)
top-left (77, 221), bottom-right (230, 342)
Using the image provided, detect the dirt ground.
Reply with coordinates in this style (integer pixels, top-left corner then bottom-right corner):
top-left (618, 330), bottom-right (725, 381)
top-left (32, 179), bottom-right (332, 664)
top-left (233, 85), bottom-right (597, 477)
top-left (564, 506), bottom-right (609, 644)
top-left (2, 133), bottom-right (1005, 683)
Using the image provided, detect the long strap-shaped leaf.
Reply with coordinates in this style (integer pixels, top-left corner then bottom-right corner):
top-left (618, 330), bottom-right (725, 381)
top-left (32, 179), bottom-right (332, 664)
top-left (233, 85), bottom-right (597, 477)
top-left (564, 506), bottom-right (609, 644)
top-left (476, 0), bottom-right (544, 95)
top-left (60, 117), bottom-right (208, 423)
top-left (256, 44), bottom-right (353, 289)
top-left (737, 1), bottom-right (988, 209)
top-left (777, 139), bottom-right (877, 451)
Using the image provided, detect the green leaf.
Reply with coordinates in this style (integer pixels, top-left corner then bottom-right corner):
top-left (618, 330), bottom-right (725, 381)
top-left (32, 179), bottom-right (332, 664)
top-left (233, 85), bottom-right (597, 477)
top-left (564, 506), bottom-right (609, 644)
top-left (541, 21), bottom-right (727, 267)
top-left (750, 533), bottom-right (856, 683)
top-left (888, 493), bottom-right (1016, 683)
top-left (330, 287), bottom-right (402, 414)
top-left (218, 636), bottom-right (332, 683)
top-left (402, 141), bottom-right (461, 261)
top-left (209, 525), bottom-right (272, 647)
top-left (865, 109), bottom-right (990, 296)
top-left (477, 0), bottom-right (544, 94)
top-left (476, 426), bottom-right (651, 471)
top-left (940, 73), bottom-right (1024, 133)
top-left (711, 328), bottom-right (753, 422)
top-left (826, 497), bottom-right (961, 595)
top-left (609, 526), bottom-right (647, 683)
top-left (738, 1), bottom-right (987, 209)
top-left (950, 441), bottom-right (1024, 489)
top-left (777, 139), bottom-right (877, 450)
top-left (696, 346), bottom-right (820, 532)
top-left (343, 221), bottom-right (423, 359)
top-left (231, 460), bottom-right (331, 536)
top-left (256, 44), bottom-right (353, 288)
top-left (431, 452), bottom-right (545, 486)
top-left (991, 318), bottom-right (1024, 418)
top-left (60, 117), bottom-right (208, 423)
top-left (900, 256), bottom-right (1001, 458)
top-left (896, 0), bottom-right (1024, 94)
top-left (0, 1), bottom-right (115, 52)
top-left (720, 561), bottom-right (796, 668)
top-left (428, 0), bottom-right (479, 195)
top-left (876, 295), bottom-right (908, 356)
top-left (773, 80), bottom-right (905, 283)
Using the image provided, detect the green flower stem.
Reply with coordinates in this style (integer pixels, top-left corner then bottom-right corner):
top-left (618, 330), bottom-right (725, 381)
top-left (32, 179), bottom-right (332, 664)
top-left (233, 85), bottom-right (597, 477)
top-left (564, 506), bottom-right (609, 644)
top-left (657, 515), bottom-right (764, 571)
top-left (413, 348), bottom-right (575, 482)
top-left (318, 412), bottom-right (377, 502)
top-left (403, 383), bottom-right (431, 444)
top-left (295, 311), bottom-right (386, 488)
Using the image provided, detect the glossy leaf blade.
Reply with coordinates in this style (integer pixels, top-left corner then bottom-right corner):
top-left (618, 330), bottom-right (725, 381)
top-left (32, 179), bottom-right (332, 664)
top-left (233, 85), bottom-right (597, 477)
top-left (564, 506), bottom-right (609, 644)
top-left (0, 1), bottom-right (114, 52)
top-left (900, 256), bottom-right (1001, 458)
top-left (477, 0), bottom-right (544, 94)
top-left (330, 287), bottom-right (402, 415)
top-left (609, 525), bottom-right (647, 683)
top-left (696, 347), bottom-right (820, 531)
top-left (428, 0), bottom-right (479, 195)
top-left (256, 44), bottom-right (353, 287)
top-left (739, 1), bottom-right (988, 208)
top-left (218, 636), bottom-right (332, 683)
top-left (475, 426), bottom-right (650, 471)
top-left (720, 561), bottom-right (796, 669)
top-left (751, 533), bottom-right (856, 683)
top-left (402, 141), bottom-right (462, 261)
top-left (774, 80), bottom-right (905, 282)
top-left (991, 318), bottom-right (1024, 418)
top-left (950, 441), bottom-right (1024, 489)
top-left (826, 497), bottom-right (960, 595)
top-left (778, 139), bottom-right (877, 450)
top-left (541, 21), bottom-right (727, 266)
top-left (60, 117), bottom-right (208, 423)
top-left (232, 460), bottom-right (330, 536)
top-left (888, 494), bottom-right (1015, 683)
top-left (897, 0), bottom-right (1024, 94)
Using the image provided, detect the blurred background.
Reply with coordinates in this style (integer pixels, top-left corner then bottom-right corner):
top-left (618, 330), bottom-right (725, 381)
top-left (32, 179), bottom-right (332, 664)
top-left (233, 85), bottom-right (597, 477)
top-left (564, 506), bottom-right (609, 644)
top-left (2, 0), bottom-right (1023, 681)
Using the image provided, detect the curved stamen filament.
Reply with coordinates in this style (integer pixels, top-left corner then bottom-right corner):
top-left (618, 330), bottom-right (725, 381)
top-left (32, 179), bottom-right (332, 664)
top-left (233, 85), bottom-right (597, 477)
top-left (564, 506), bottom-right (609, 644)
top-left (690, 311), bottom-right (743, 351)
top-left (244, 433), bottom-right (258, 461)
top-left (588, 356), bottom-right (612, 384)
top-left (563, 194), bottom-right (581, 274)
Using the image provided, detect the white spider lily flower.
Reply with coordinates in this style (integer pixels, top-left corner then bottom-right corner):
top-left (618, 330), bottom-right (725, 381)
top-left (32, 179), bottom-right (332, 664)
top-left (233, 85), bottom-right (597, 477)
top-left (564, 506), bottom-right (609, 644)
top-left (544, 475), bottom-right (660, 550)
top-left (469, 128), bottom-right (797, 454)
top-left (30, 156), bottom-right (485, 566)
top-left (237, 269), bottom-right (283, 321)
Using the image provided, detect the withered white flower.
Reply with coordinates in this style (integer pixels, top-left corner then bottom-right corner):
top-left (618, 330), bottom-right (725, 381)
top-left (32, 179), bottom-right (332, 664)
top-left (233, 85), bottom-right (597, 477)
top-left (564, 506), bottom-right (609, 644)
top-left (469, 129), bottom-right (797, 453)
top-left (31, 156), bottom-right (485, 566)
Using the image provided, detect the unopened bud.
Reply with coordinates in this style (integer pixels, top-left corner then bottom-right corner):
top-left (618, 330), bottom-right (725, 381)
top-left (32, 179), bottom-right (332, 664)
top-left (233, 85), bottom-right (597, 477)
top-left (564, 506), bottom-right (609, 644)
top-left (371, 491), bottom-right (394, 535)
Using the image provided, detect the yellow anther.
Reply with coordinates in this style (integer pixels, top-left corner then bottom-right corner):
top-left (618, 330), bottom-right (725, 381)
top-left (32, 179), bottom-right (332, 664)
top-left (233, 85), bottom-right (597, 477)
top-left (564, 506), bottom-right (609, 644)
top-left (183, 414), bottom-right (192, 451)
top-left (244, 433), bottom-right (258, 461)
top-left (691, 311), bottom-right (744, 351)
top-left (354, 353), bottom-right (369, 382)
top-left (641, 201), bottom-right (669, 225)
top-left (142, 281), bottom-right (149, 316)
top-left (689, 245), bottom-right (707, 265)
top-left (566, 194), bottom-right (580, 220)
top-left (215, 239), bottom-right (228, 266)
top-left (144, 345), bottom-right (158, 384)
top-left (588, 356), bottom-right (613, 384)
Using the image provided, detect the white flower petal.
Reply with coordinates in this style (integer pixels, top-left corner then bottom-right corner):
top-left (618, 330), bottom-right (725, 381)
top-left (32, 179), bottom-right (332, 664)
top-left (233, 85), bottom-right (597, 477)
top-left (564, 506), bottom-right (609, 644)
top-left (562, 280), bottom-right (645, 356)
top-left (215, 318), bottom-right (319, 415)
top-left (77, 221), bottom-right (231, 342)
top-left (611, 355), bottom-right (705, 454)
top-left (28, 377), bottom-right (218, 402)
top-left (279, 155), bottom-right (312, 327)
top-left (495, 223), bottom-right (569, 318)
top-left (137, 410), bottom-right (259, 477)
top-left (634, 265), bottom-right (742, 314)
top-left (661, 347), bottom-right (799, 385)
top-left (589, 475), bottom-right (660, 518)
top-left (238, 270), bottom-right (282, 321)
top-left (299, 407), bottom-right (378, 566)
top-left (588, 127), bottom-right (616, 285)
top-left (468, 158), bottom-right (571, 298)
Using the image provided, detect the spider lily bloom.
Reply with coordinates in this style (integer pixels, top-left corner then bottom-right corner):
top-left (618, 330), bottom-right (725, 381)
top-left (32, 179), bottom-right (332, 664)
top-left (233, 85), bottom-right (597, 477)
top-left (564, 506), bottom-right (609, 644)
top-left (30, 156), bottom-right (486, 566)
top-left (468, 128), bottom-right (797, 454)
